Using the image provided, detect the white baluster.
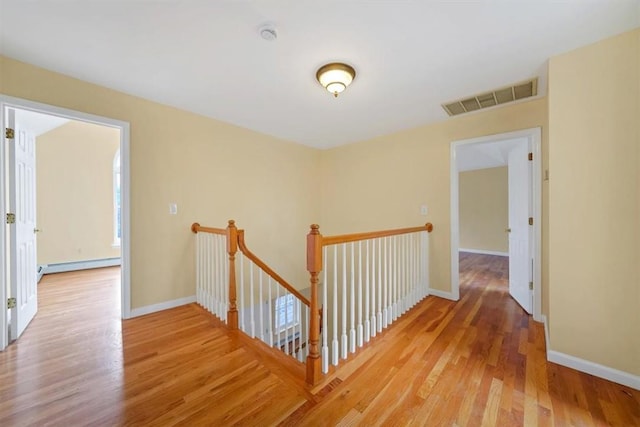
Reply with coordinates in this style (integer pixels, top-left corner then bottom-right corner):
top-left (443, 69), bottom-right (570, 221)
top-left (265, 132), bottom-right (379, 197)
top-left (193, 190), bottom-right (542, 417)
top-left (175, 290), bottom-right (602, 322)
top-left (377, 237), bottom-right (383, 333)
top-left (371, 239), bottom-right (377, 338)
top-left (259, 270), bottom-right (264, 342)
top-left (250, 262), bottom-right (255, 338)
top-left (398, 234), bottom-right (407, 315)
top-left (308, 305), bottom-right (312, 360)
top-left (297, 299), bottom-right (303, 361)
top-left (349, 242), bottom-right (356, 353)
top-left (221, 236), bottom-right (227, 321)
top-left (394, 235), bottom-right (398, 321)
top-left (405, 234), bottom-right (410, 311)
top-left (411, 233), bottom-right (420, 307)
top-left (424, 231), bottom-right (430, 297)
top-left (357, 240), bottom-right (363, 348)
top-left (364, 239), bottom-right (370, 343)
top-left (275, 279), bottom-right (281, 350)
top-left (424, 231), bottom-right (428, 298)
top-left (322, 246), bottom-right (329, 374)
top-left (214, 235), bottom-right (219, 317)
top-left (207, 234), bottom-right (213, 313)
top-left (341, 243), bottom-right (348, 360)
top-left (287, 295), bottom-right (292, 356)
top-left (267, 277), bottom-right (273, 346)
top-left (382, 237), bottom-right (388, 329)
top-left (239, 253), bottom-right (245, 332)
top-left (332, 245), bottom-right (339, 366)
top-left (214, 236), bottom-right (219, 318)
top-left (285, 291), bottom-right (291, 356)
top-left (196, 233), bottom-right (201, 305)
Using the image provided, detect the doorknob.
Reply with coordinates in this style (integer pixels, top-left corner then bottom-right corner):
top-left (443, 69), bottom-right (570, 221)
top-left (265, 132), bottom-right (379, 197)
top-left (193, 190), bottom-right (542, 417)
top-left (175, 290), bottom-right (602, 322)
top-left (505, 228), bottom-right (511, 233)
top-left (34, 228), bottom-right (41, 233)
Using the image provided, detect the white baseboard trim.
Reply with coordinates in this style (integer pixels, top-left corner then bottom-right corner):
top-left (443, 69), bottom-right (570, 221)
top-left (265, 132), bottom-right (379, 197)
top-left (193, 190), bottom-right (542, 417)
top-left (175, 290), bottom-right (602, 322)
top-left (547, 350), bottom-right (640, 391)
top-left (42, 257), bottom-right (121, 274)
top-left (130, 295), bottom-right (196, 318)
top-left (428, 288), bottom-right (458, 301)
top-left (459, 248), bottom-right (508, 257)
top-left (540, 314), bottom-right (550, 350)
top-left (542, 314), bottom-right (639, 390)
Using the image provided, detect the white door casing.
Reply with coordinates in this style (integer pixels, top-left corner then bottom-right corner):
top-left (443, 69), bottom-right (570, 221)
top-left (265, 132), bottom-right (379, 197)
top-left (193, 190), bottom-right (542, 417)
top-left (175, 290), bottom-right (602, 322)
top-left (507, 142), bottom-right (532, 313)
top-left (1, 95), bottom-right (131, 352)
top-left (8, 109), bottom-right (38, 339)
top-left (450, 127), bottom-right (542, 322)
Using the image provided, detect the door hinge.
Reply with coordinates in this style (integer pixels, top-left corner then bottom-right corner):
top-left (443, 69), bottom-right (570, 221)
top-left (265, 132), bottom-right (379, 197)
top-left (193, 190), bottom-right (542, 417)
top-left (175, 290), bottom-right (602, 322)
top-left (528, 152), bottom-right (533, 161)
top-left (6, 213), bottom-right (16, 224)
top-left (7, 297), bottom-right (16, 309)
top-left (529, 282), bottom-right (533, 290)
top-left (528, 217), bottom-right (533, 226)
top-left (5, 128), bottom-right (14, 139)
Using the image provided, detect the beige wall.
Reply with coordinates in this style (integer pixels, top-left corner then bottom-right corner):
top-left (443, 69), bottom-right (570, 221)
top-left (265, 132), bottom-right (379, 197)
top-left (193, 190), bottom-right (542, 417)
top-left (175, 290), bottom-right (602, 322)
top-left (319, 99), bottom-right (548, 296)
top-left (548, 29), bottom-right (639, 375)
top-left (459, 167), bottom-right (508, 253)
top-left (0, 56), bottom-right (321, 309)
top-left (36, 120), bottom-right (121, 265)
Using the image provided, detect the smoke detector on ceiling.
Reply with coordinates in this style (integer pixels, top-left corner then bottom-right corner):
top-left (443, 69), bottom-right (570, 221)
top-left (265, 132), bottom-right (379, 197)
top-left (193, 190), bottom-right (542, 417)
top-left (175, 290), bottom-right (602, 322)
top-left (259, 25), bottom-right (277, 41)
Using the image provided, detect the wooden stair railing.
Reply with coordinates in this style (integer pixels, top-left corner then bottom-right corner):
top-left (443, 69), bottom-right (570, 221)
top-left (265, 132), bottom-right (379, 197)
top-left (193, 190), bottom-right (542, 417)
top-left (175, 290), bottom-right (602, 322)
top-left (192, 220), bottom-right (318, 383)
top-left (306, 222), bottom-right (433, 377)
top-left (193, 220), bottom-right (433, 387)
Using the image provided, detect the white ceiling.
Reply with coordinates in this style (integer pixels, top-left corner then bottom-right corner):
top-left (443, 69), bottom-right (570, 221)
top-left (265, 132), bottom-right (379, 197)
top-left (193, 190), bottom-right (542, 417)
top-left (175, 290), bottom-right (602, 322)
top-left (456, 137), bottom-right (526, 172)
top-left (15, 109), bottom-right (69, 137)
top-left (1, 1), bottom-right (638, 149)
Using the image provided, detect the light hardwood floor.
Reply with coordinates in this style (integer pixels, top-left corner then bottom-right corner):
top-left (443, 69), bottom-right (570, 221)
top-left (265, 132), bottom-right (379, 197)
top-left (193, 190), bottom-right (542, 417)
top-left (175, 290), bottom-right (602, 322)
top-left (0, 258), bottom-right (638, 426)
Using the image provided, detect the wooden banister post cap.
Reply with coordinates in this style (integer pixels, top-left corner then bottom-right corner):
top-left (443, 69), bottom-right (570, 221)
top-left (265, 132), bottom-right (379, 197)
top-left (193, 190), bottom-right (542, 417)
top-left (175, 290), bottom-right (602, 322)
top-left (310, 224), bottom-right (320, 234)
top-left (228, 220), bottom-right (236, 228)
top-left (426, 223), bottom-right (433, 232)
top-left (191, 223), bottom-right (200, 234)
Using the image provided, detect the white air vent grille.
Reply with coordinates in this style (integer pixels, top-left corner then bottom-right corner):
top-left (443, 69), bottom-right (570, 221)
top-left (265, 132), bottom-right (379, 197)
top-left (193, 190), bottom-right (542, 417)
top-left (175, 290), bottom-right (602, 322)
top-left (442, 78), bottom-right (538, 116)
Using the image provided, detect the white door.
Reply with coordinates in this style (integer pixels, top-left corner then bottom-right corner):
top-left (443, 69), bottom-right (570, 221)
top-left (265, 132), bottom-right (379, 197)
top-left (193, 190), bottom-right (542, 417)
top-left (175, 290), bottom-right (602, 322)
top-left (507, 142), bottom-right (532, 313)
top-left (8, 108), bottom-right (38, 340)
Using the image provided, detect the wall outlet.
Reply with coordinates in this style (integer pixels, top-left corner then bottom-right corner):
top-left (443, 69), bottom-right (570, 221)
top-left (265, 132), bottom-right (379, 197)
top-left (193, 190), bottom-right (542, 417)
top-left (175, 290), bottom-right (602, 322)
top-left (169, 203), bottom-right (178, 215)
top-left (420, 205), bottom-right (428, 216)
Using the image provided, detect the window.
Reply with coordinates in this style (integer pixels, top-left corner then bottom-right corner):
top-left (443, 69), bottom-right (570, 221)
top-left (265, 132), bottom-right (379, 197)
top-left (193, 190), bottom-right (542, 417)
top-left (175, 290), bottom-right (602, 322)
top-left (274, 294), bottom-right (299, 333)
top-left (113, 149), bottom-right (121, 246)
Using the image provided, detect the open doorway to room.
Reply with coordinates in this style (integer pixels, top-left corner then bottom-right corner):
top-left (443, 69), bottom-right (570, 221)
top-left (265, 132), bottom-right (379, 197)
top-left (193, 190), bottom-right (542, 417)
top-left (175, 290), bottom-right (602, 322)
top-left (1, 96), bottom-right (130, 351)
top-left (450, 128), bottom-right (542, 321)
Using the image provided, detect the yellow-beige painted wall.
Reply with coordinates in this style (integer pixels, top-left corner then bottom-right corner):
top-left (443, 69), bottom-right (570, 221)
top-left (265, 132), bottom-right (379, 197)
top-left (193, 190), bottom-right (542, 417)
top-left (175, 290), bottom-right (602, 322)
top-left (459, 167), bottom-right (508, 254)
top-left (36, 120), bottom-right (121, 265)
top-left (548, 29), bottom-right (639, 375)
top-left (0, 56), bottom-right (321, 309)
top-left (319, 98), bottom-right (548, 298)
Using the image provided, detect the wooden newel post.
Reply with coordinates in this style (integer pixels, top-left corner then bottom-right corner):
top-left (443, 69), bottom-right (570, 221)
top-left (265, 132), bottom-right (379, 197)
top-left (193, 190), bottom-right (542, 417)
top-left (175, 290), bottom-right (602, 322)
top-left (227, 220), bottom-right (239, 330)
top-left (306, 224), bottom-right (322, 386)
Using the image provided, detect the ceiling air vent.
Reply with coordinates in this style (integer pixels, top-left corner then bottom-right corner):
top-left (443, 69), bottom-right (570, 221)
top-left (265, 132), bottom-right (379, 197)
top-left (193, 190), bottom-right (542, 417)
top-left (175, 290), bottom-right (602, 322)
top-left (442, 78), bottom-right (538, 117)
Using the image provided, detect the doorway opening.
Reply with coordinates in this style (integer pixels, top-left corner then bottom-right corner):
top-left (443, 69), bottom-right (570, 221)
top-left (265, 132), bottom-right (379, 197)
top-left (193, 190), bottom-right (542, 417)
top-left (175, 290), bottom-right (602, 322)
top-left (450, 128), bottom-right (542, 321)
top-left (0, 95), bottom-right (131, 351)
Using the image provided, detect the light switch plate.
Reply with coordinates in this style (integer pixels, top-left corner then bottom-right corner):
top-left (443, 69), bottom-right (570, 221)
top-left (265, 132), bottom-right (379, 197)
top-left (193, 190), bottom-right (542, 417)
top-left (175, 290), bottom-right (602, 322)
top-left (169, 203), bottom-right (178, 215)
top-left (420, 205), bottom-right (428, 216)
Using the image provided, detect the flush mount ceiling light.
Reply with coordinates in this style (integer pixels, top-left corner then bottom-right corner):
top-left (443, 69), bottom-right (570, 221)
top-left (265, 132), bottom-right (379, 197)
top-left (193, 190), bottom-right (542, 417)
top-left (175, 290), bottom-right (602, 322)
top-left (316, 63), bottom-right (356, 97)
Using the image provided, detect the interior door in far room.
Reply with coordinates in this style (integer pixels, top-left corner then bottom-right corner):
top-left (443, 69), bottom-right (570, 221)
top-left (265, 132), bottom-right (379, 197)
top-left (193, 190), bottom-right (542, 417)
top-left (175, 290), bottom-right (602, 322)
top-left (7, 108), bottom-right (38, 340)
top-left (507, 141), bottom-right (532, 313)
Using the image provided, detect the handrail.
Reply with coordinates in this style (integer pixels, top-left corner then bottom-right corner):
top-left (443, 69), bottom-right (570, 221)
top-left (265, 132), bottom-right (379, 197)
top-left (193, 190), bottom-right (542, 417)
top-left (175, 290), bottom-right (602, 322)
top-left (237, 230), bottom-right (311, 307)
top-left (191, 222), bottom-right (226, 235)
top-left (321, 222), bottom-right (433, 246)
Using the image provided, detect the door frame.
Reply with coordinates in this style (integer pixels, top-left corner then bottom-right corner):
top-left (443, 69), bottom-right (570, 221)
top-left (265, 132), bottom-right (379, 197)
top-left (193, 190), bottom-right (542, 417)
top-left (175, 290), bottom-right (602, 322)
top-left (450, 127), bottom-right (542, 322)
top-left (0, 95), bottom-right (132, 351)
